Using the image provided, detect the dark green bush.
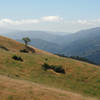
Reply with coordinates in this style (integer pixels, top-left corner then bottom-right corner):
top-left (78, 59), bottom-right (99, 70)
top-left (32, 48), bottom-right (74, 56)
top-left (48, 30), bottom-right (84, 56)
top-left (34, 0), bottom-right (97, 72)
top-left (20, 49), bottom-right (29, 53)
top-left (42, 63), bottom-right (65, 74)
top-left (54, 66), bottom-right (65, 73)
top-left (0, 45), bottom-right (9, 51)
top-left (12, 55), bottom-right (23, 62)
top-left (45, 58), bottom-right (48, 61)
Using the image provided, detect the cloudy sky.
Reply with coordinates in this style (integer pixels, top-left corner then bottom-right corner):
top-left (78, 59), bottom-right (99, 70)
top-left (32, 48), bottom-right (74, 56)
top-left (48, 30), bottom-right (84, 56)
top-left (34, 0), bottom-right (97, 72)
top-left (0, 0), bottom-right (100, 32)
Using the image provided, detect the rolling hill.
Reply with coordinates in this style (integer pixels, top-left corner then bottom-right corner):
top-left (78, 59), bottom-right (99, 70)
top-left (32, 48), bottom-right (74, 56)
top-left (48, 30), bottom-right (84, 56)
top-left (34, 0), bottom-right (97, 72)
top-left (0, 35), bottom-right (100, 100)
top-left (1, 27), bottom-right (100, 64)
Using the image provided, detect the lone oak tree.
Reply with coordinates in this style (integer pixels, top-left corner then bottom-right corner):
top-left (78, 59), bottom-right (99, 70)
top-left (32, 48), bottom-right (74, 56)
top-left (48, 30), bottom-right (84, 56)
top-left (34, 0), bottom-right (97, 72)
top-left (22, 37), bottom-right (31, 47)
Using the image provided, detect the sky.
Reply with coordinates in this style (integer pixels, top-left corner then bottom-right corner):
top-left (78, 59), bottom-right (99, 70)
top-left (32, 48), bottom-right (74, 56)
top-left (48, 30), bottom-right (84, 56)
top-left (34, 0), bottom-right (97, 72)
top-left (0, 0), bottom-right (100, 32)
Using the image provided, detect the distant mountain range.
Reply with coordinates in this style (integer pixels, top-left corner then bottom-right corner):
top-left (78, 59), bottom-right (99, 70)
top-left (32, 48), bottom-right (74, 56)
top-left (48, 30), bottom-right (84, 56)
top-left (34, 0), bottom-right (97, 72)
top-left (1, 27), bottom-right (100, 64)
top-left (60, 27), bottom-right (100, 64)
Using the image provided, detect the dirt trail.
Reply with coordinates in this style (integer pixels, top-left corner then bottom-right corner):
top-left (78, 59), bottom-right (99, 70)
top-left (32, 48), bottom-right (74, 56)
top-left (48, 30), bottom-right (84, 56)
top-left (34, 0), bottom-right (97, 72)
top-left (0, 75), bottom-right (98, 100)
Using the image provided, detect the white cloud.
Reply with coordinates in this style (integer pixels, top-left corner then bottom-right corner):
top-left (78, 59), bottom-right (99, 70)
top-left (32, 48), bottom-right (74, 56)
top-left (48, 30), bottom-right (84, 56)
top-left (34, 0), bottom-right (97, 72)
top-left (0, 17), bottom-right (100, 32)
top-left (0, 18), bottom-right (40, 25)
top-left (96, 19), bottom-right (100, 23)
top-left (77, 20), bottom-right (91, 25)
top-left (0, 16), bottom-right (63, 26)
top-left (72, 19), bottom-right (100, 25)
top-left (0, 19), bottom-right (14, 24)
top-left (72, 19), bottom-right (92, 25)
top-left (41, 16), bottom-right (63, 22)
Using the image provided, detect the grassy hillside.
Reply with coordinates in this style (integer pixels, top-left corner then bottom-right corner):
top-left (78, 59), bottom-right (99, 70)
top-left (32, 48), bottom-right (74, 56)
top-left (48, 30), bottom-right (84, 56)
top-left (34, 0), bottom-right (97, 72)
top-left (0, 75), bottom-right (96, 100)
top-left (0, 36), bottom-right (100, 100)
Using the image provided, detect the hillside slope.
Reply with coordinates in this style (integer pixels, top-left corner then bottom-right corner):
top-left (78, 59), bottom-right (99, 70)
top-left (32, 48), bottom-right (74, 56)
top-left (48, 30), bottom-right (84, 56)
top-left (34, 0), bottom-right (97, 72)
top-left (0, 36), bottom-right (100, 100)
top-left (0, 75), bottom-right (97, 100)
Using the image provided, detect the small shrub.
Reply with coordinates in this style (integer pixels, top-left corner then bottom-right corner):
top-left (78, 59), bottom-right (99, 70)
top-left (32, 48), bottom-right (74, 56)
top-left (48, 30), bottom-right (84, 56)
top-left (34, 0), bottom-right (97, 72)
top-left (15, 74), bottom-right (20, 77)
top-left (26, 46), bottom-right (35, 53)
top-left (42, 63), bottom-right (50, 71)
top-left (12, 55), bottom-right (23, 62)
top-left (42, 63), bottom-right (65, 74)
top-left (45, 58), bottom-right (48, 61)
top-left (54, 66), bottom-right (65, 73)
top-left (0, 45), bottom-right (9, 51)
top-left (20, 49), bottom-right (29, 53)
top-left (8, 95), bottom-right (13, 100)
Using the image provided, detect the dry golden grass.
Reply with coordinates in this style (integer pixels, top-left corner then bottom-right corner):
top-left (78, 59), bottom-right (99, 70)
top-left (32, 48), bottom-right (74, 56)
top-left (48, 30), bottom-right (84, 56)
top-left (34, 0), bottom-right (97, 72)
top-left (0, 75), bottom-right (97, 100)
